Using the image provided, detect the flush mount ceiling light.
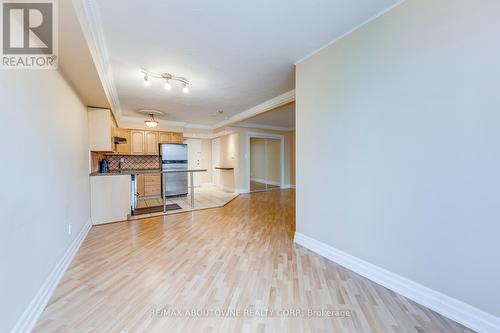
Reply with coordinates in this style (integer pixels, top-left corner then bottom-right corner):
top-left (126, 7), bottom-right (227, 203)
top-left (144, 113), bottom-right (159, 128)
top-left (137, 109), bottom-right (164, 128)
top-left (141, 69), bottom-right (190, 93)
top-left (143, 74), bottom-right (150, 86)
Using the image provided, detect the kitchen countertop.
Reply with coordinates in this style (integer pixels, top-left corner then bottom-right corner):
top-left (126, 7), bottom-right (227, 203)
top-left (90, 169), bottom-right (207, 176)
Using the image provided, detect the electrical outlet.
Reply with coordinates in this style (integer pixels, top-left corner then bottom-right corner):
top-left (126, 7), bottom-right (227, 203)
top-left (68, 224), bottom-right (72, 235)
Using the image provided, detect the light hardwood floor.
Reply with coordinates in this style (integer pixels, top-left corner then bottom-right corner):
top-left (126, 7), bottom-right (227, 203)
top-left (34, 190), bottom-right (473, 333)
top-left (250, 180), bottom-right (280, 192)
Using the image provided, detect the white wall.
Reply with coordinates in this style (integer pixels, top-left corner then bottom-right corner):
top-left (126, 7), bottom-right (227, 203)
top-left (289, 131), bottom-right (295, 186)
top-left (217, 132), bottom-right (239, 191)
top-left (296, 0), bottom-right (500, 318)
top-left (0, 70), bottom-right (90, 331)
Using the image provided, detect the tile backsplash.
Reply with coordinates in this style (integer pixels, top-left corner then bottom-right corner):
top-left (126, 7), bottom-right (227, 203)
top-left (106, 155), bottom-right (160, 170)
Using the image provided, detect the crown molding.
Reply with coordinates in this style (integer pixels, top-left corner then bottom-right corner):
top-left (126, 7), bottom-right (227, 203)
top-left (213, 90), bottom-right (295, 129)
top-left (183, 129), bottom-right (237, 140)
top-left (235, 122), bottom-right (294, 132)
top-left (294, 0), bottom-right (405, 65)
top-left (72, 0), bottom-right (122, 122)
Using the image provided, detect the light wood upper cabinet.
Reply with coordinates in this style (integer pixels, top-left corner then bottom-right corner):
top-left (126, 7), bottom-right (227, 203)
top-left (144, 131), bottom-right (159, 155)
top-left (171, 132), bottom-right (184, 143)
top-left (112, 128), bottom-right (130, 154)
top-left (130, 130), bottom-right (159, 155)
top-left (159, 132), bottom-right (183, 144)
top-left (88, 109), bottom-right (184, 154)
top-left (158, 132), bottom-right (171, 143)
top-left (88, 108), bottom-right (113, 152)
top-left (130, 130), bottom-right (145, 154)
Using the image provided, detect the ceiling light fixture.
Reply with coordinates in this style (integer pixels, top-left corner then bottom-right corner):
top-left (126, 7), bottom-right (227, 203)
top-left (144, 113), bottom-right (159, 128)
top-left (141, 69), bottom-right (189, 93)
top-left (143, 74), bottom-right (150, 86)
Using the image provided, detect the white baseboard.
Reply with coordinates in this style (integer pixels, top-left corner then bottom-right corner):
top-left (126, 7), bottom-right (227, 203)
top-left (282, 184), bottom-right (296, 189)
top-left (294, 232), bottom-right (500, 333)
top-left (10, 220), bottom-right (92, 333)
top-left (250, 177), bottom-right (280, 186)
top-left (237, 188), bottom-right (250, 194)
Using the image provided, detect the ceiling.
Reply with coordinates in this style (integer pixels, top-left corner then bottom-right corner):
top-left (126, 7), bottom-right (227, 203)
top-left (58, 0), bottom-right (109, 109)
top-left (82, 0), bottom-right (399, 126)
top-left (237, 102), bottom-right (295, 131)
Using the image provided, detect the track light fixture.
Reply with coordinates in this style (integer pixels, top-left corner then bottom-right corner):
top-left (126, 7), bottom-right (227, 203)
top-left (141, 69), bottom-right (189, 93)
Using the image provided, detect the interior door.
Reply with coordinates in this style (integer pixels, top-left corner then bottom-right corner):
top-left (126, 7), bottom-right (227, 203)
top-left (186, 138), bottom-right (202, 187)
top-left (249, 137), bottom-right (282, 192)
top-left (212, 138), bottom-right (221, 187)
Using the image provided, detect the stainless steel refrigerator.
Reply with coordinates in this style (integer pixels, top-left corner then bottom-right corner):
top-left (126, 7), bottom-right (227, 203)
top-left (161, 144), bottom-right (188, 197)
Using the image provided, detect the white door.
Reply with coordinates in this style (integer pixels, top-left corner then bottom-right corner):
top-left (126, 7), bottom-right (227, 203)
top-left (186, 138), bottom-right (202, 187)
top-left (212, 138), bottom-right (221, 187)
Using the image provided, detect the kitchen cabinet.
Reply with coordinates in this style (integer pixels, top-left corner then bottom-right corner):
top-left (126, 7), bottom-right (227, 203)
top-left (116, 129), bottom-right (184, 155)
top-left (144, 131), bottom-right (159, 154)
top-left (171, 132), bottom-right (184, 143)
top-left (112, 128), bottom-right (130, 154)
top-left (88, 108), bottom-right (114, 152)
top-left (136, 174), bottom-right (161, 198)
top-left (159, 132), bottom-right (171, 143)
top-left (87, 107), bottom-right (183, 154)
top-left (159, 131), bottom-right (183, 144)
top-left (136, 174), bottom-right (145, 197)
top-left (130, 130), bottom-right (145, 154)
top-left (144, 174), bottom-right (161, 196)
top-left (90, 175), bottom-right (131, 225)
top-left (131, 130), bottom-right (160, 155)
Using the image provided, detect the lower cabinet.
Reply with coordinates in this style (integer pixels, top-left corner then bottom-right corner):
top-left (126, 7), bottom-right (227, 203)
top-left (136, 174), bottom-right (161, 198)
top-left (90, 175), bottom-right (131, 225)
top-left (144, 174), bottom-right (162, 196)
top-left (136, 174), bottom-right (145, 197)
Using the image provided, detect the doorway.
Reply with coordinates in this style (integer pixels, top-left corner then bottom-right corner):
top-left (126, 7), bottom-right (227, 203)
top-left (212, 137), bottom-right (221, 187)
top-left (186, 138), bottom-right (202, 187)
top-left (248, 133), bottom-right (284, 192)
